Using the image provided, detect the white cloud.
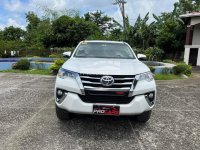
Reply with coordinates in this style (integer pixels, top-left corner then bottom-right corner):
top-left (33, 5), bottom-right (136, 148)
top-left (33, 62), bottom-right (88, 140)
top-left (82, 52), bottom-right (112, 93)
top-left (0, 0), bottom-right (179, 29)
top-left (32, 0), bottom-right (67, 11)
top-left (7, 18), bottom-right (25, 29)
top-left (113, 0), bottom-right (178, 25)
top-left (0, 24), bottom-right (5, 30)
top-left (4, 0), bottom-right (24, 12)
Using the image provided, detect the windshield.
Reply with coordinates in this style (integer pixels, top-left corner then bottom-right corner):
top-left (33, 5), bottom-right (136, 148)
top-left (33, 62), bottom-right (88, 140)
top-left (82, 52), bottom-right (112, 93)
top-left (74, 42), bottom-right (135, 59)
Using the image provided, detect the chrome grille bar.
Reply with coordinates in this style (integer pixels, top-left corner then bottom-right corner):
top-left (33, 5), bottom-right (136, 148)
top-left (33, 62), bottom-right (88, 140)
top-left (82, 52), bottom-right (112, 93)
top-left (82, 80), bottom-right (133, 85)
top-left (80, 76), bottom-right (100, 80)
top-left (80, 74), bottom-right (135, 92)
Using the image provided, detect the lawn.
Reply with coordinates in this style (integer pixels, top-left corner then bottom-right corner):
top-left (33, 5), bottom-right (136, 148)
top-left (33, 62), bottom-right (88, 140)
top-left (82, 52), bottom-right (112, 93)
top-left (0, 69), bottom-right (52, 75)
top-left (154, 74), bottom-right (183, 80)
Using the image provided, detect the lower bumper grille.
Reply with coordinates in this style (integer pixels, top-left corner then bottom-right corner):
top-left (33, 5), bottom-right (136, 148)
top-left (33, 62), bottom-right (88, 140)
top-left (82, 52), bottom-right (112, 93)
top-left (79, 92), bottom-right (134, 104)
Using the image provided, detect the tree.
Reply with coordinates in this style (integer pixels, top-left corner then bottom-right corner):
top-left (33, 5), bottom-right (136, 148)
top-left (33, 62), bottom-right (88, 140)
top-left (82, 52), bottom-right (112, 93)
top-left (51, 16), bottom-right (99, 47)
top-left (26, 12), bottom-right (40, 31)
top-left (3, 26), bottom-right (25, 41)
top-left (144, 47), bottom-right (164, 61)
top-left (175, 0), bottom-right (200, 14)
top-left (153, 5), bottom-right (186, 59)
top-left (0, 40), bottom-right (26, 57)
top-left (25, 12), bottom-right (52, 50)
top-left (109, 28), bottom-right (122, 41)
top-left (124, 13), bottom-right (156, 49)
top-left (84, 10), bottom-right (122, 35)
top-left (156, 18), bottom-right (185, 59)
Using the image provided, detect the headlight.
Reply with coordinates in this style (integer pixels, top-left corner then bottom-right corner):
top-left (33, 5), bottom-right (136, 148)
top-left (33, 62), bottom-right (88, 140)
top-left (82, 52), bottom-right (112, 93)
top-left (58, 68), bottom-right (79, 79)
top-left (135, 72), bottom-right (154, 82)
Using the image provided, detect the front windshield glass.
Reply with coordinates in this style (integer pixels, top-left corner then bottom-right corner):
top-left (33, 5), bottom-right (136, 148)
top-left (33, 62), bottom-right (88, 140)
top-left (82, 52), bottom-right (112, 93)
top-left (74, 42), bottom-right (135, 59)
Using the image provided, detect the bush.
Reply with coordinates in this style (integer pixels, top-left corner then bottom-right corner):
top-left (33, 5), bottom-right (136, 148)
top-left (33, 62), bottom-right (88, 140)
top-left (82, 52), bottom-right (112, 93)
top-left (149, 66), bottom-right (155, 73)
top-left (173, 63), bottom-right (192, 76)
top-left (12, 59), bottom-right (30, 70)
top-left (50, 59), bottom-right (65, 74)
top-left (49, 54), bottom-right (57, 58)
top-left (145, 47), bottom-right (164, 61)
top-left (49, 54), bottom-right (63, 58)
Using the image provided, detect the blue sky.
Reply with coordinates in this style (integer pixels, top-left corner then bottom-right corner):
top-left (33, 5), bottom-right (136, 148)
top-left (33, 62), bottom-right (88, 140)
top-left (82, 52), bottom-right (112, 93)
top-left (0, 0), bottom-right (178, 30)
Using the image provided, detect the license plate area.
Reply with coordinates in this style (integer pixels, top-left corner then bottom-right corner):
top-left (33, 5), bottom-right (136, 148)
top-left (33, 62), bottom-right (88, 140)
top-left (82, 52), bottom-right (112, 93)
top-left (93, 105), bottom-right (120, 115)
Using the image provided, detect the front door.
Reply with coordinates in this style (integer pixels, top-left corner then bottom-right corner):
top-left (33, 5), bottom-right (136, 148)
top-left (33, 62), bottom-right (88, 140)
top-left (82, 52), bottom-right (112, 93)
top-left (189, 48), bottom-right (198, 66)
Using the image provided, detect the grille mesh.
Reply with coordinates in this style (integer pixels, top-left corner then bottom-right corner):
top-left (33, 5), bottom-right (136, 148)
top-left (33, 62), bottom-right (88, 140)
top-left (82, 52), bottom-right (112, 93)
top-left (80, 74), bottom-right (135, 90)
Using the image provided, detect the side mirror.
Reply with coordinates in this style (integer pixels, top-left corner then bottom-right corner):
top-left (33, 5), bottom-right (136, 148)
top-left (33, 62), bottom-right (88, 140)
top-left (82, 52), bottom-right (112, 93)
top-left (137, 54), bottom-right (147, 60)
top-left (63, 52), bottom-right (71, 58)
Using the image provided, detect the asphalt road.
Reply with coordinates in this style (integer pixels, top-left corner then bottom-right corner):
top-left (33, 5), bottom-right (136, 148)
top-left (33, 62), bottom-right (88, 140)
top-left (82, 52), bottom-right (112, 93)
top-left (0, 73), bottom-right (200, 150)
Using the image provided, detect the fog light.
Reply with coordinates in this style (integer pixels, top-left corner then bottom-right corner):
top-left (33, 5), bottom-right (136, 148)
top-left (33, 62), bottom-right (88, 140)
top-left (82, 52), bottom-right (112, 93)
top-left (148, 93), bottom-right (154, 99)
top-left (56, 89), bottom-right (68, 103)
top-left (57, 90), bottom-right (63, 97)
top-left (145, 92), bottom-right (155, 106)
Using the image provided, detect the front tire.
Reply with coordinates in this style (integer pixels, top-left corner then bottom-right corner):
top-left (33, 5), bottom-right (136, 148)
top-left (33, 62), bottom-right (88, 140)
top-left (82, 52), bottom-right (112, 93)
top-left (56, 105), bottom-right (73, 120)
top-left (136, 110), bottom-right (152, 123)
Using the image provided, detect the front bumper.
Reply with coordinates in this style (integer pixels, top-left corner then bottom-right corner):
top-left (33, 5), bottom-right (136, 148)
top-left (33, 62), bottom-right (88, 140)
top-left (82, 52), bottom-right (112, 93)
top-left (55, 92), bottom-right (154, 115)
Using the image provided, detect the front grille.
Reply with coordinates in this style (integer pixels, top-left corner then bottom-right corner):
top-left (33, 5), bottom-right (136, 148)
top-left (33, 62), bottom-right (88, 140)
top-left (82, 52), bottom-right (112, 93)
top-left (80, 74), bottom-right (135, 91)
top-left (79, 74), bottom-right (135, 104)
top-left (79, 94), bottom-right (134, 104)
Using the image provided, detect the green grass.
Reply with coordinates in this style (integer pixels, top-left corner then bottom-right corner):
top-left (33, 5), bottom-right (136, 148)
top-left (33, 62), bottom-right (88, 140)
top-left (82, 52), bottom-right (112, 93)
top-left (154, 74), bottom-right (183, 80)
top-left (0, 69), bottom-right (52, 75)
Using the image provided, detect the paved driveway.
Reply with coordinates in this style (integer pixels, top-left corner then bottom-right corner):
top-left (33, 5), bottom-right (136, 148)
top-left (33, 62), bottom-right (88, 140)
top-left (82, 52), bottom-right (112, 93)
top-left (0, 73), bottom-right (200, 150)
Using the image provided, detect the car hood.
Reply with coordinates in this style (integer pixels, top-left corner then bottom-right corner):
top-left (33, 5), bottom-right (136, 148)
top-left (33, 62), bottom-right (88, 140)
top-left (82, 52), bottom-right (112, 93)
top-left (62, 58), bottom-right (150, 75)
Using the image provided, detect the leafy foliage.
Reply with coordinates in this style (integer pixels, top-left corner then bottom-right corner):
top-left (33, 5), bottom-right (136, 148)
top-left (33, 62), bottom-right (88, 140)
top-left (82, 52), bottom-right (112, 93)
top-left (0, 40), bottom-right (26, 57)
top-left (50, 59), bottom-right (65, 74)
top-left (84, 10), bottom-right (122, 35)
top-left (173, 63), bottom-right (192, 76)
top-left (3, 26), bottom-right (25, 41)
top-left (144, 47), bottom-right (164, 61)
top-left (12, 59), bottom-right (30, 70)
top-left (49, 54), bottom-right (57, 58)
top-left (51, 16), bottom-right (99, 47)
top-left (124, 13), bottom-right (156, 49)
top-left (154, 12), bottom-right (186, 59)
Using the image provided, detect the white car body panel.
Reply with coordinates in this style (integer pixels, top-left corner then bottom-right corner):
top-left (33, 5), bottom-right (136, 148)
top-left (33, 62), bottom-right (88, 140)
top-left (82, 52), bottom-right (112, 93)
top-left (55, 40), bottom-right (157, 116)
top-left (62, 58), bottom-right (150, 75)
top-left (56, 93), bottom-right (152, 115)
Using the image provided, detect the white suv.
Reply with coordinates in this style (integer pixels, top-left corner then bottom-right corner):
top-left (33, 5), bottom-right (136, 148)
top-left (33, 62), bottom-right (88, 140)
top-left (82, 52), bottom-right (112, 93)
top-left (55, 41), bottom-right (156, 123)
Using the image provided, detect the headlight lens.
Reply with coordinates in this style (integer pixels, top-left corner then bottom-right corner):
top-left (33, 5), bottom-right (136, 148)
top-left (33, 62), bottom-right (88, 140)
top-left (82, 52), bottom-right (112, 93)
top-left (135, 72), bottom-right (154, 82)
top-left (58, 68), bottom-right (79, 79)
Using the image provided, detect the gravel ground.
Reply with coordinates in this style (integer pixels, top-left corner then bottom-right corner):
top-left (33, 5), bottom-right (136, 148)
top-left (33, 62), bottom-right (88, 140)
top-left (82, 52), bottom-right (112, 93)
top-left (0, 73), bottom-right (200, 150)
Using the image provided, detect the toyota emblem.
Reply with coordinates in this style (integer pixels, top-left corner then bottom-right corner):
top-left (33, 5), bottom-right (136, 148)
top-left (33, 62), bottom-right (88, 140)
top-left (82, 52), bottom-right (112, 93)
top-left (100, 76), bottom-right (114, 87)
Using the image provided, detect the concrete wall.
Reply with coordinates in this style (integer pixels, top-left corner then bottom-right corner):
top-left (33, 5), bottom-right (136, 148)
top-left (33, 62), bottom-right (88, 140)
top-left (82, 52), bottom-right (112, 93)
top-left (197, 48), bottom-right (200, 66)
top-left (184, 48), bottom-right (190, 65)
top-left (191, 17), bottom-right (200, 25)
top-left (184, 46), bottom-right (200, 66)
top-left (192, 24), bottom-right (200, 45)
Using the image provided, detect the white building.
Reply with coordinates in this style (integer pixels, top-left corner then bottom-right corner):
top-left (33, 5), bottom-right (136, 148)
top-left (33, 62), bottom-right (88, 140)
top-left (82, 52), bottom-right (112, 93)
top-left (180, 12), bottom-right (200, 66)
